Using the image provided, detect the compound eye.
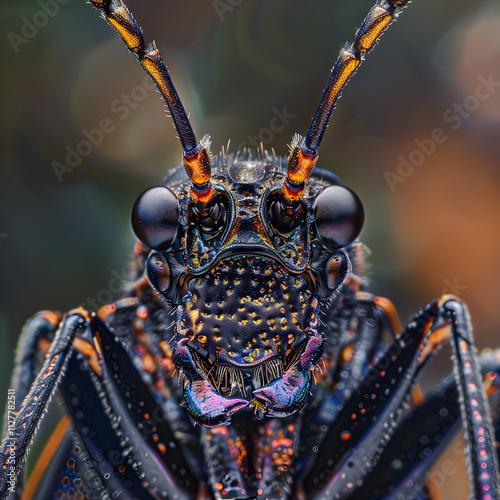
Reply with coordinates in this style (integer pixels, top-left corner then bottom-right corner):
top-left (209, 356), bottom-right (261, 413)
top-left (132, 186), bottom-right (179, 250)
top-left (314, 185), bottom-right (364, 249)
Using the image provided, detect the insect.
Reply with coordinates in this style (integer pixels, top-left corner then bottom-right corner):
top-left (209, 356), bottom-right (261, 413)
top-left (1, 0), bottom-right (500, 499)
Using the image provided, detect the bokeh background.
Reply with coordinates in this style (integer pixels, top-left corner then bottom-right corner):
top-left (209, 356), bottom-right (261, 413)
top-left (1, 0), bottom-right (500, 497)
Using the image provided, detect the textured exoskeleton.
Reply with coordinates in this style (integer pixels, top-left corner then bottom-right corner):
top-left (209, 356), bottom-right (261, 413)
top-left (1, 0), bottom-right (499, 499)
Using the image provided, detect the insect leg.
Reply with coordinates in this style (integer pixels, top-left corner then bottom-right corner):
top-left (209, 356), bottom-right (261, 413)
top-left (441, 297), bottom-right (500, 499)
top-left (61, 314), bottom-right (199, 498)
top-left (300, 298), bottom-right (488, 498)
top-left (0, 310), bottom-right (62, 496)
top-left (0, 311), bottom-right (89, 498)
top-left (293, 292), bottom-right (397, 495)
top-left (22, 417), bottom-right (106, 500)
top-left (355, 348), bottom-right (500, 499)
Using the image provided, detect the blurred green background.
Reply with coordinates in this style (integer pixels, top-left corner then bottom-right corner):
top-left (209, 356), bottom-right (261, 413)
top-left (1, 0), bottom-right (500, 497)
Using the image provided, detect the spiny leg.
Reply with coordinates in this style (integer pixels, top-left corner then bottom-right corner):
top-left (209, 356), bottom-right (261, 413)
top-left (0, 312), bottom-right (89, 498)
top-left (61, 347), bottom-right (158, 498)
top-left (443, 298), bottom-right (500, 499)
top-left (65, 314), bottom-right (200, 498)
top-left (295, 291), bottom-right (404, 483)
top-left (302, 297), bottom-right (499, 499)
top-left (361, 374), bottom-right (463, 500)
top-left (22, 417), bottom-right (105, 500)
top-left (355, 350), bottom-right (500, 499)
top-left (4, 311), bottom-right (62, 414)
top-left (0, 311), bottom-right (61, 497)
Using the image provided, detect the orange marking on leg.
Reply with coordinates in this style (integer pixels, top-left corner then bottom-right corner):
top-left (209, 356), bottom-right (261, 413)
top-left (67, 308), bottom-right (92, 322)
top-left (36, 338), bottom-right (52, 355)
top-left (23, 415), bottom-right (71, 500)
top-left (411, 385), bottom-right (425, 406)
top-left (41, 355), bottom-right (59, 379)
top-left (74, 337), bottom-right (102, 377)
top-left (371, 295), bottom-right (426, 406)
top-left (39, 310), bottom-right (62, 326)
top-left (373, 295), bottom-right (403, 336)
top-left (485, 372), bottom-right (500, 397)
top-left (418, 325), bottom-right (452, 364)
top-left (97, 303), bottom-right (117, 321)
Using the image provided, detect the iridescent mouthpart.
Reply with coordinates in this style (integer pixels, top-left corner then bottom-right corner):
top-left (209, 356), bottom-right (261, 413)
top-left (173, 255), bottom-right (324, 425)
